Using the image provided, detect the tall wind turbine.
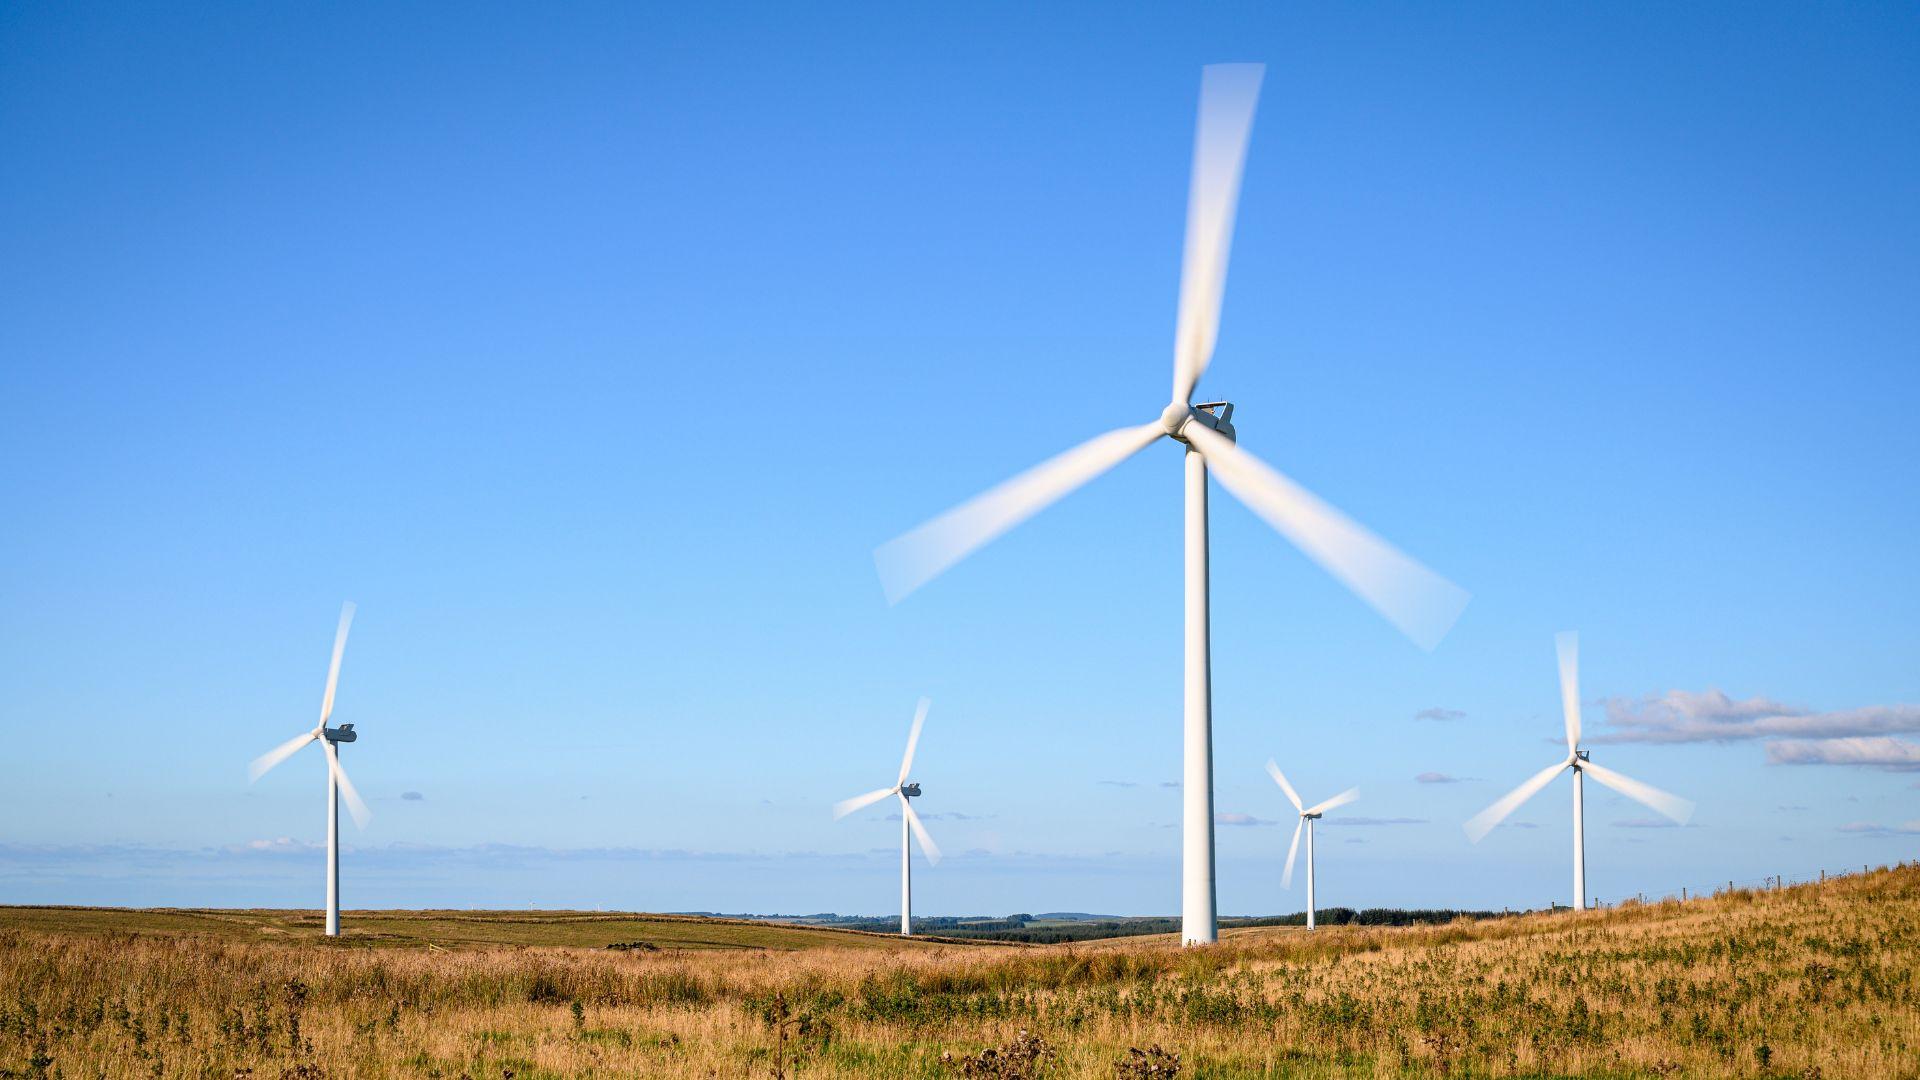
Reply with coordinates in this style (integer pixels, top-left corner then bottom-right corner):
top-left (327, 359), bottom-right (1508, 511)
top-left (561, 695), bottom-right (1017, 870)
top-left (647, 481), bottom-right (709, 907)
top-left (248, 602), bottom-right (372, 937)
top-left (1266, 760), bottom-right (1358, 930)
top-left (872, 64), bottom-right (1470, 945)
top-left (833, 698), bottom-right (942, 936)
top-left (1463, 632), bottom-right (1694, 910)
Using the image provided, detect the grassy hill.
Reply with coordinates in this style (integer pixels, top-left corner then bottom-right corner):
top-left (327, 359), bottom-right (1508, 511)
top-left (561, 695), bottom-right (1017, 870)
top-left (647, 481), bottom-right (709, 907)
top-left (0, 905), bottom-right (946, 951)
top-left (1, 863), bottom-right (1914, 1077)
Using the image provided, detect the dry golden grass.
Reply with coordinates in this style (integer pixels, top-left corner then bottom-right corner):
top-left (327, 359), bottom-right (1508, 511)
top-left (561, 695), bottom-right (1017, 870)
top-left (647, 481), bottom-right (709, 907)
top-left (2, 864), bottom-right (1915, 1078)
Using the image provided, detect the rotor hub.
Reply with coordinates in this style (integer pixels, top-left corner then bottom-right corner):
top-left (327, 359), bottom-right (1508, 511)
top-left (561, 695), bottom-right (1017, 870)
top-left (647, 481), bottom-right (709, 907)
top-left (1162, 400), bottom-right (1237, 443)
top-left (1160, 401), bottom-right (1193, 438)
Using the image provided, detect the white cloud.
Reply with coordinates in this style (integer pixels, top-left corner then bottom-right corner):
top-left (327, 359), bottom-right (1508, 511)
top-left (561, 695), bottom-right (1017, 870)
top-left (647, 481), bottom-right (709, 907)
top-left (1415, 772), bottom-right (1472, 784)
top-left (1595, 689), bottom-right (1920, 745)
top-left (1767, 737), bottom-right (1920, 772)
top-left (1215, 812), bottom-right (1274, 827)
top-left (1415, 707), bottom-right (1466, 722)
top-left (1836, 820), bottom-right (1920, 836)
top-left (1327, 816), bottom-right (1426, 827)
top-left (231, 837), bottom-right (320, 854)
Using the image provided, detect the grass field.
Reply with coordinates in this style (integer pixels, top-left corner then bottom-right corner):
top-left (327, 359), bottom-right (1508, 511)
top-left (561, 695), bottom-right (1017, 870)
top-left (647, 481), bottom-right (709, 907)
top-left (0, 906), bottom-right (935, 952)
top-left (2, 864), bottom-right (1914, 1078)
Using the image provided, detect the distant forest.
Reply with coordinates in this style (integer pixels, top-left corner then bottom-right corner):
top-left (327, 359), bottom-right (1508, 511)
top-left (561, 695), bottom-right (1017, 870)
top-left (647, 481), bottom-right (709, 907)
top-left (751, 908), bottom-right (1516, 944)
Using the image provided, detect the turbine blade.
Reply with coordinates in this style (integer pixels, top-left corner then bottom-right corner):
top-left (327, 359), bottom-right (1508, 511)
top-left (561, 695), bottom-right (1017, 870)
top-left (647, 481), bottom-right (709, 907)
top-left (1183, 422), bottom-right (1470, 651)
top-left (248, 730), bottom-right (317, 782)
top-left (319, 602), bottom-right (356, 726)
top-left (1463, 759), bottom-right (1569, 843)
top-left (1557, 630), bottom-right (1581, 755)
top-left (1281, 816), bottom-right (1304, 889)
top-left (1581, 759), bottom-right (1695, 826)
top-left (874, 422), bottom-right (1166, 603)
top-left (832, 786), bottom-right (897, 820)
top-left (1171, 63), bottom-right (1264, 404)
top-left (322, 739), bottom-right (371, 829)
top-left (1306, 786), bottom-right (1360, 817)
top-left (1265, 759), bottom-right (1304, 812)
top-left (902, 798), bottom-right (941, 865)
top-left (898, 697), bottom-right (931, 785)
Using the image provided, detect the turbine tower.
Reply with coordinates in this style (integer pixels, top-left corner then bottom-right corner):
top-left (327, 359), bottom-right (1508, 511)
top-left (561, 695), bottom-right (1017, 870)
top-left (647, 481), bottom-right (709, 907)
top-left (1464, 632), bottom-right (1695, 909)
top-left (833, 698), bottom-right (942, 936)
top-left (873, 64), bottom-right (1469, 945)
top-left (247, 602), bottom-right (372, 937)
top-left (1266, 760), bottom-right (1358, 930)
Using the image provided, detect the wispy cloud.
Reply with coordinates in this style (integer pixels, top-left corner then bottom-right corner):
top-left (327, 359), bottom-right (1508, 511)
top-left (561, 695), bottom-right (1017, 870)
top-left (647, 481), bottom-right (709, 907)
top-left (1158, 781), bottom-right (1180, 790)
top-left (1594, 689), bottom-right (1920, 772)
top-left (1215, 812), bottom-right (1274, 827)
top-left (1596, 689), bottom-right (1920, 745)
top-left (1415, 772), bottom-right (1473, 784)
top-left (232, 837), bottom-right (320, 854)
top-left (882, 811), bottom-right (986, 822)
top-left (1327, 816), bottom-right (1425, 827)
top-left (1415, 707), bottom-right (1466, 722)
top-left (1836, 821), bottom-right (1920, 836)
top-left (1766, 737), bottom-right (1920, 772)
top-left (1612, 817), bottom-right (1686, 829)
top-left (401, 791), bottom-right (425, 802)
top-left (1097, 780), bottom-right (1139, 789)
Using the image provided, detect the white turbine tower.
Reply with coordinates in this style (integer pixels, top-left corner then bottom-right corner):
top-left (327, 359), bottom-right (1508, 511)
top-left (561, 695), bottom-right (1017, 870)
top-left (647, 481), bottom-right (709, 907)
top-left (872, 64), bottom-right (1470, 945)
top-left (1463, 631), bottom-right (1694, 910)
top-left (1265, 760), bottom-right (1358, 930)
top-left (833, 698), bottom-right (942, 936)
top-left (247, 602), bottom-right (372, 937)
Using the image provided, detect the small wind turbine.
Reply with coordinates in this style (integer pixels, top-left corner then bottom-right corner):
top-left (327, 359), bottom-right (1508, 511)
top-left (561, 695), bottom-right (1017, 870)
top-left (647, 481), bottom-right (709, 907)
top-left (873, 64), bottom-right (1469, 946)
top-left (248, 602), bottom-right (372, 937)
top-left (1265, 760), bottom-right (1358, 930)
top-left (1463, 632), bottom-right (1694, 910)
top-left (833, 698), bottom-right (942, 936)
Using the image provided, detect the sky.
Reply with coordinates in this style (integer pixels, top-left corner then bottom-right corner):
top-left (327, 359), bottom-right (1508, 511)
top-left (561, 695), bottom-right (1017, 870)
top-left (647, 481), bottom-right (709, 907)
top-left (2, 2), bottom-right (1916, 918)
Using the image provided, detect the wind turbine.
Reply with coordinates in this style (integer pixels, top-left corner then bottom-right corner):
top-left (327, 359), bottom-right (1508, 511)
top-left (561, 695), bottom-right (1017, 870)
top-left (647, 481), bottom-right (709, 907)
top-left (1265, 760), bottom-right (1358, 930)
top-left (1463, 631), bottom-right (1694, 910)
top-left (872, 64), bottom-right (1470, 945)
top-left (832, 697), bottom-right (942, 936)
top-left (247, 602), bottom-right (372, 937)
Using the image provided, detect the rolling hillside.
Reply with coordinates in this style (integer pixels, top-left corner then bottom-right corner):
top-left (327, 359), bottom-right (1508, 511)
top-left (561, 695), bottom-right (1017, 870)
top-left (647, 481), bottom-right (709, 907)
top-left (1, 863), bottom-right (1914, 1077)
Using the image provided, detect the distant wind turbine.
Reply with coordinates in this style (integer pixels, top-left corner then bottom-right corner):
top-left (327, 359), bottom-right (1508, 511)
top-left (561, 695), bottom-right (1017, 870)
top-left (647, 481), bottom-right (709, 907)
top-left (1266, 760), bottom-right (1358, 930)
top-left (873, 63), bottom-right (1470, 947)
top-left (247, 602), bottom-right (371, 937)
top-left (833, 698), bottom-right (941, 936)
top-left (1463, 632), bottom-right (1694, 909)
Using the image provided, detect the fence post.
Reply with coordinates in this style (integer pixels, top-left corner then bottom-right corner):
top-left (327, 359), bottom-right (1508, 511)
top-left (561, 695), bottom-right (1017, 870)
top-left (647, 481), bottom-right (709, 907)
top-left (1682, 887), bottom-right (1687, 901)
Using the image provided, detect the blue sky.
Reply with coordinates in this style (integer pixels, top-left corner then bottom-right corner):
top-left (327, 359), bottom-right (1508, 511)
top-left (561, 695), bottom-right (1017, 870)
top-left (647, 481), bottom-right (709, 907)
top-left (2, 2), bottom-right (1916, 917)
